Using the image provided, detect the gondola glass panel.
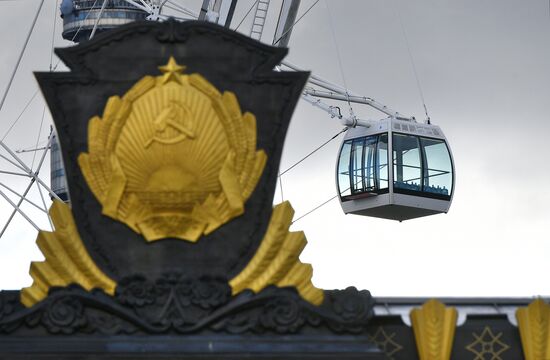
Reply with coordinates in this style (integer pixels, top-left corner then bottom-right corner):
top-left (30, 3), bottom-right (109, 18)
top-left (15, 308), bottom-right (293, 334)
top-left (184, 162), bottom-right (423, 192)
top-left (377, 134), bottom-right (389, 190)
top-left (421, 138), bottom-right (452, 197)
top-left (351, 139), bottom-right (364, 193)
top-left (337, 134), bottom-right (388, 199)
top-left (392, 134), bottom-right (422, 193)
top-left (363, 136), bottom-right (377, 191)
top-left (338, 141), bottom-right (352, 197)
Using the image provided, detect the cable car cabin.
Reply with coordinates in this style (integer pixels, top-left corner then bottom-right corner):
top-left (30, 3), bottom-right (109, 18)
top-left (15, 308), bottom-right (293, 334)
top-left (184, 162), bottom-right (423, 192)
top-left (336, 118), bottom-right (454, 221)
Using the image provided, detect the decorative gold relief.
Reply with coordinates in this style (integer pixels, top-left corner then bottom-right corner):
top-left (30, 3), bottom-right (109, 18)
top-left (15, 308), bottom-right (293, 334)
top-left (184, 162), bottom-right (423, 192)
top-left (229, 201), bottom-right (324, 306)
top-left (516, 299), bottom-right (550, 360)
top-left (465, 326), bottom-right (510, 360)
top-left (368, 327), bottom-right (404, 359)
top-left (410, 299), bottom-right (457, 360)
top-left (20, 201), bottom-right (116, 307)
top-left (78, 57), bottom-right (266, 242)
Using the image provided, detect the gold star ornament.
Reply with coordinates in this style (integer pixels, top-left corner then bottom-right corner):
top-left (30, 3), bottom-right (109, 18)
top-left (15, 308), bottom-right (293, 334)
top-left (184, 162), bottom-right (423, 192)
top-left (158, 56), bottom-right (186, 84)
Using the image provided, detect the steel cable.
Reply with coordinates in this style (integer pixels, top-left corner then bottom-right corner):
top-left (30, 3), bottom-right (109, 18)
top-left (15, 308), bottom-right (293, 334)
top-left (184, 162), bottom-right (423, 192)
top-left (273, 0), bottom-right (320, 46)
top-left (0, 0), bottom-right (45, 116)
top-left (279, 127), bottom-right (347, 177)
top-left (234, 0), bottom-right (260, 31)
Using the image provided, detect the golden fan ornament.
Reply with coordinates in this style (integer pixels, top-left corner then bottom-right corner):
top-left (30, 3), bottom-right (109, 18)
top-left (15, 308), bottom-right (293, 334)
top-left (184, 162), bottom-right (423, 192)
top-left (78, 57), bottom-right (267, 242)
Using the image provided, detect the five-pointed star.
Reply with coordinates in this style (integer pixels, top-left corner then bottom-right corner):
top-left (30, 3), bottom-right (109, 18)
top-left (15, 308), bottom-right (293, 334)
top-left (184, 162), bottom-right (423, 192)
top-left (159, 56), bottom-right (186, 84)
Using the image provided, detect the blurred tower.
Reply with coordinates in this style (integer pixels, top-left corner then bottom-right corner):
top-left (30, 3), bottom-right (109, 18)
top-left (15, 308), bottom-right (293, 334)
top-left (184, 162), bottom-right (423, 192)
top-left (50, 132), bottom-right (69, 202)
top-left (60, 0), bottom-right (148, 42)
top-left (51, 0), bottom-right (148, 202)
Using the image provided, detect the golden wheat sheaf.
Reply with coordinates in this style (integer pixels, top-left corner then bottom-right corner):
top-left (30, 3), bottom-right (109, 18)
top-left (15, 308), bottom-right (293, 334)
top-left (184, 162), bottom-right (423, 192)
top-left (78, 72), bottom-right (266, 242)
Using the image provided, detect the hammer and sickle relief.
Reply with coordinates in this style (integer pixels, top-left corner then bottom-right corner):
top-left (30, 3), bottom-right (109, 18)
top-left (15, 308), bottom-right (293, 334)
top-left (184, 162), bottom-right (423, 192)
top-left (145, 101), bottom-right (195, 148)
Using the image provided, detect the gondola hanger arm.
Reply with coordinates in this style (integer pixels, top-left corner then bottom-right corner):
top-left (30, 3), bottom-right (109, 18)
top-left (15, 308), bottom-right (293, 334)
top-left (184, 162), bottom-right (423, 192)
top-left (281, 60), bottom-right (415, 122)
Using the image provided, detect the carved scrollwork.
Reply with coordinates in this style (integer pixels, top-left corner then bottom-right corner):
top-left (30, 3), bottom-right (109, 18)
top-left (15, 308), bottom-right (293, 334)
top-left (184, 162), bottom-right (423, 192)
top-left (0, 292), bottom-right (23, 333)
top-left (156, 18), bottom-right (190, 43)
top-left (42, 296), bottom-right (87, 334)
top-left (331, 287), bottom-right (373, 322)
top-left (116, 275), bottom-right (156, 307)
top-left (0, 280), bottom-right (374, 335)
top-left (0, 292), bottom-right (18, 322)
top-left (190, 276), bottom-right (231, 309)
top-left (260, 297), bottom-right (305, 333)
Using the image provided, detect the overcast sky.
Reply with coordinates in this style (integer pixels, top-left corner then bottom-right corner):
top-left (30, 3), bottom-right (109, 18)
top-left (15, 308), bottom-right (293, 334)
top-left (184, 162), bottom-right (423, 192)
top-left (0, 0), bottom-right (549, 297)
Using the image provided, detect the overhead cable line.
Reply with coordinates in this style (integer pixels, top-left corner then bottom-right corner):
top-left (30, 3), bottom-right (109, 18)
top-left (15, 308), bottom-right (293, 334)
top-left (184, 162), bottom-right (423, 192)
top-left (33, 0), bottom-right (60, 171)
top-left (3, 0), bottom-right (98, 142)
top-left (273, 0), bottom-right (319, 46)
top-left (277, 126), bottom-right (347, 204)
top-left (49, 0), bottom-right (59, 71)
top-left (293, 182), bottom-right (357, 223)
top-left (0, 0), bottom-right (45, 116)
top-left (391, 0), bottom-right (430, 122)
top-left (164, 4), bottom-right (198, 18)
top-left (1, 90), bottom-right (39, 141)
top-left (292, 194), bottom-right (338, 224)
top-left (234, 0), bottom-right (260, 31)
top-left (279, 127), bottom-right (347, 177)
top-left (166, 0), bottom-right (199, 18)
top-left (277, 126), bottom-right (346, 203)
top-left (324, 0), bottom-right (354, 119)
top-left (278, 175), bottom-right (284, 202)
top-left (3, 0), bottom-right (100, 140)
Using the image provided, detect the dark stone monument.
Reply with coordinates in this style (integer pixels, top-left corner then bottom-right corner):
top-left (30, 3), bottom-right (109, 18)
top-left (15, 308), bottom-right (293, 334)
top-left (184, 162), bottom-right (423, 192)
top-left (0, 20), bottom-right (384, 359)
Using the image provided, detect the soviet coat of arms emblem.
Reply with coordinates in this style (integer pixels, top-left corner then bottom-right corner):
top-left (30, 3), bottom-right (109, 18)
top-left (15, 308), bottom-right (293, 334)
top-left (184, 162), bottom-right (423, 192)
top-left (79, 57), bottom-right (266, 242)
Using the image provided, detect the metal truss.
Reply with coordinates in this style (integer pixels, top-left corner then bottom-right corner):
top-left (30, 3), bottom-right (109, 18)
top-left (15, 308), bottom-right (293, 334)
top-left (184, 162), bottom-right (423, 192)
top-left (0, 131), bottom-right (57, 238)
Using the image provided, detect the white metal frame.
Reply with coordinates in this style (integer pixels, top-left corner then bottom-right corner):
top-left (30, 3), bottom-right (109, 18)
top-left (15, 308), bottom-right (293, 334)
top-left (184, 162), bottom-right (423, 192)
top-left (0, 131), bottom-right (57, 237)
